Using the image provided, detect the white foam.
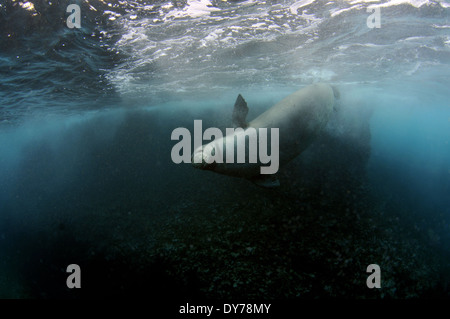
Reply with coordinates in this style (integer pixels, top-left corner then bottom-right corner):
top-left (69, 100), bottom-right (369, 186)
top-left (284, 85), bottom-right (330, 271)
top-left (438, 0), bottom-right (450, 8)
top-left (382, 0), bottom-right (429, 8)
top-left (293, 68), bottom-right (338, 82)
top-left (357, 0), bottom-right (432, 8)
top-left (290, 0), bottom-right (316, 14)
top-left (166, 0), bottom-right (220, 19)
top-left (251, 22), bottom-right (267, 28)
top-left (432, 24), bottom-right (450, 29)
top-left (200, 29), bottom-right (224, 46)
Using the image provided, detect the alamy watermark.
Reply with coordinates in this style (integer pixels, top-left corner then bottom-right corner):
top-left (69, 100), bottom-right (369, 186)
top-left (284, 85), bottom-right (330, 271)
top-left (66, 4), bottom-right (81, 29)
top-left (171, 120), bottom-right (280, 174)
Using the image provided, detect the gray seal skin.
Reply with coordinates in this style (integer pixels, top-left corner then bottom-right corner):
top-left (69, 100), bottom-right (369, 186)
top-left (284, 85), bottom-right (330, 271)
top-left (192, 83), bottom-right (337, 187)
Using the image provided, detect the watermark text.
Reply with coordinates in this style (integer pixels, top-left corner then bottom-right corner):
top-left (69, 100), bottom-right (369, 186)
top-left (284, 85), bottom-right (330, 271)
top-left (171, 120), bottom-right (279, 174)
top-left (66, 4), bottom-right (81, 29)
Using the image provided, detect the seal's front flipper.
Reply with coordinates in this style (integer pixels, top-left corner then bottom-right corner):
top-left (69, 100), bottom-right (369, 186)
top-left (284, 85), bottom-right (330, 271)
top-left (232, 94), bottom-right (249, 128)
top-left (249, 174), bottom-right (280, 188)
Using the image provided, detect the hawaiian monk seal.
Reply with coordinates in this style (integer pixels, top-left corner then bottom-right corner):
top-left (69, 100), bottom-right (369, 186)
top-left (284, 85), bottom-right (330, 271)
top-left (192, 83), bottom-right (338, 187)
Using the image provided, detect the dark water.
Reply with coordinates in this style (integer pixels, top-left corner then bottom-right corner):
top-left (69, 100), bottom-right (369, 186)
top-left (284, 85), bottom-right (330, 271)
top-left (0, 0), bottom-right (449, 299)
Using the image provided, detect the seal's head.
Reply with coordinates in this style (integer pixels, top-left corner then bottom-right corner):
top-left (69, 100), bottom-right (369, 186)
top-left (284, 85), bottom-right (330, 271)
top-left (191, 143), bottom-right (217, 170)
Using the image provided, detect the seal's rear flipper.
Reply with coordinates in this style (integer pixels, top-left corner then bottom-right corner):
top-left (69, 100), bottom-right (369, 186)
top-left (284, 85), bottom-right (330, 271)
top-left (249, 174), bottom-right (280, 188)
top-left (232, 94), bottom-right (249, 128)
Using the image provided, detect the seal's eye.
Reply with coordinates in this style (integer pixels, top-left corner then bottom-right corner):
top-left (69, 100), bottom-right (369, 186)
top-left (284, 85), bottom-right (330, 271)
top-left (211, 148), bottom-right (215, 156)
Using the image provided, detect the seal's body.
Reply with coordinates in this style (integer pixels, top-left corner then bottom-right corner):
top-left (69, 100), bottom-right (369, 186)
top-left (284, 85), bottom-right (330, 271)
top-left (192, 83), bottom-right (337, 187)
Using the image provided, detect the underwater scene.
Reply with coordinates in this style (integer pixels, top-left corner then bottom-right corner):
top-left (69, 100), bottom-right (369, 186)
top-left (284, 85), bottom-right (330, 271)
top-left (0, 0), bottom-right (449, 301)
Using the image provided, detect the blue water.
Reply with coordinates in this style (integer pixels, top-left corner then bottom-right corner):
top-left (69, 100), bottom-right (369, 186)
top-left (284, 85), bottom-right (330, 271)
top-left (0, 0), bottom-right (449, 299)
